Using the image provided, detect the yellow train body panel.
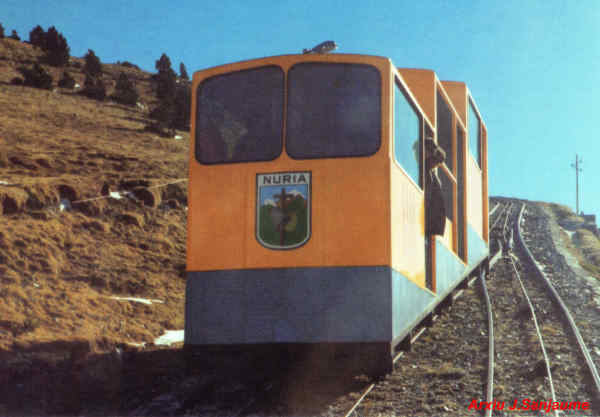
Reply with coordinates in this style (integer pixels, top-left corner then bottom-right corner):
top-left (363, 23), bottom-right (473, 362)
top-left (466, 154), bottom-right (484, 239)
top-left (186, 154), bottom-right (391, 271)
top-left (390, 163), bottom-right (426, 288)
top-left (187, 54), bottom-right (394, 272)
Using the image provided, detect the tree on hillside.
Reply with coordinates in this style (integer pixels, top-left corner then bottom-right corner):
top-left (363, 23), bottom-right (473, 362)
top-left (44, 26), bottom-right (70, 67)
top-left (29, 25), bottom-right (46, 48)
top-left (81, 73), bottom-right (106, 100)
top-left (173, 82), bottom-right (191, 130)
top-left (155, 53), bottom-right (177, 99)
top-left (17, 63), bottom-right (53, 90)
top-left (9, 30), bottom-right (20, 41)
top-left (111, 72), bottom-right (139, 106)
top-left (147, 53), bottom-right (177, 135)
top-left (0, 23), bottom-right (5, 39)
top-left (83, 49), bottom-right (102, 77)
top-left (155, 53), bottom-right (174, 75)
top-left (179, 62), bottom-right (189, 80)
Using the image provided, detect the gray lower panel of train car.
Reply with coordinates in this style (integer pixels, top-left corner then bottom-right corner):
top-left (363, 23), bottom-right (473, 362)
top-left (185, 228), bottom-right (487, 348)
top-left (185, 266), bottom-right (393, 345)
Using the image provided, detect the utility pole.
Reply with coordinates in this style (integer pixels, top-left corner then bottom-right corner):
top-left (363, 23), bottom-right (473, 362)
top-left (571, 154), bottom-right (583, 215)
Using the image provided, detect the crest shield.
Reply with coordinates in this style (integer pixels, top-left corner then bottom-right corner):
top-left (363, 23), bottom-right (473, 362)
top-left (256, 172), bottom-right (311, 249)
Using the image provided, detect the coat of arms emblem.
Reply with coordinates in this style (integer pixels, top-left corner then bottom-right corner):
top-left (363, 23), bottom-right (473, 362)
top-left (256, 172), bottom-right (311, 249)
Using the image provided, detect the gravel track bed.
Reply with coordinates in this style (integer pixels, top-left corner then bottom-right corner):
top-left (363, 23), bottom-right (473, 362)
top-left (327, 281), bottom-right (488, 416)
top-left (493, 198), bottom-right (598, 414)
top-left (520, 203), bottom-right (600, 386)
top-left (486, 252), bottom-right (551, 412)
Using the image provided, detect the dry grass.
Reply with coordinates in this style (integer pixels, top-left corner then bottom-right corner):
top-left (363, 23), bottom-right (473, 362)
top-left (544, 202), bottom-right (600, 278)
top-left (0, 38), bottom-right (189, 358)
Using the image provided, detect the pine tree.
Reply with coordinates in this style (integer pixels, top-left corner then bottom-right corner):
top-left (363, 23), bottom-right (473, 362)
top-left (179, 62), bottom-right (189, 80)
top-left (155, 53), bottom-right (176, 100)
top-left (45, 26), bottom-right (70, 67)
top-left (111, 72), bottom-right (139, 106)
top-left (29, 25), bottom-right (46, 49)
top-left (9, 30), bottom-right (20, 41)
top-left (83, 49), bottom-right (102, 77)
top-left (173, 83), bottom-right (191, 130)
top-left (155, 53), bottom-right (173, 75)
top-left (81, 74), bottom-right (106, 100)
top-left (148, 53), bottom-right (177, 135)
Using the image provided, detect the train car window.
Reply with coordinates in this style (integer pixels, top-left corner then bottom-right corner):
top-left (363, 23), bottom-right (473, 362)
top-left (468, 99), bottom-right (481, 167)
top-left (286, 63), bottom-right (381, 159)
top-left (456, 126), bottom-right (466, 261)
top-left (436, 90), bottom-right (453, 172)
top-left (195, 66), bottom-right (284, 164)
top-left (439, 169), bottom-right (454, 223)
top-left (394, 81), bottom-right (421, 187)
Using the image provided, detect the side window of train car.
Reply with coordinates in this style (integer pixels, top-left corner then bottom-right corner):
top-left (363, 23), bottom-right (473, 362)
top-left (394, 80), bottom-right (421, 187)
top-left (468, 99), bottom-right (481, 167)
top-left (436, 90), bottom-right (453, 172)
top-left (287, 63), bottom-right (381, 159)
top-left (195, 66), bottom-right (284, 164)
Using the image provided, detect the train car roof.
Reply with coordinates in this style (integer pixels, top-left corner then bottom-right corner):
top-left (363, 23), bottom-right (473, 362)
top-left (192, 53), bottom-right (393, 75)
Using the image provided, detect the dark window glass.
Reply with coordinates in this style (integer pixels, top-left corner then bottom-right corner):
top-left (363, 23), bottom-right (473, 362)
top-left (195, 66), bottom-right (284, 164)
top-left (468, 99), bottom-right (481, 167)
top-left (394, 80), bottom-right (421, 187)
top-left (439, 169), bottom-right (454, 222)
top-left (287, 63), bottom-right (381, 159)
top-left (436, 90), bottom-right (453, 172)
top-left (456, 127), bottom-right (466, 260)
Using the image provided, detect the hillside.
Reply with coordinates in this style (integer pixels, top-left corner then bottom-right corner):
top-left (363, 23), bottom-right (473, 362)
top-left (541, 202), bottom-right (600, 277)
top-left (0, 37), bottom-right (190, 413)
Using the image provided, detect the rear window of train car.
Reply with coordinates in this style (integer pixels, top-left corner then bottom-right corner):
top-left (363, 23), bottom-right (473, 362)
top-left (468, 99), bottom-right (481, 167)
top-left (286, 63), bottom-right (381, 159)
top-left (195, 66), bottom-right (284, 164)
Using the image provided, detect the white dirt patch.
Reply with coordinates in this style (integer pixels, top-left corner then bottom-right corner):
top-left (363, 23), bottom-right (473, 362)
top-left (154, 330), bottom-right (184, 346)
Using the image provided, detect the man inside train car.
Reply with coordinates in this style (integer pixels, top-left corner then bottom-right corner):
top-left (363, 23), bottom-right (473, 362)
top-left (425, 136), bottom-right (446, 236)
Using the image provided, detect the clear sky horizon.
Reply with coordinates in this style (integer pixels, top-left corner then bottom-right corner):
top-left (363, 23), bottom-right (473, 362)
top-left (3, 1), bottom-right (600, 221)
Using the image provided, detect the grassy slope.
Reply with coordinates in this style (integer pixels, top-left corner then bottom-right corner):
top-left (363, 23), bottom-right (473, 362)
top-left (542, 202), bottom-right (600, 277)
top-left (0, 38), bottom-right (189, 357)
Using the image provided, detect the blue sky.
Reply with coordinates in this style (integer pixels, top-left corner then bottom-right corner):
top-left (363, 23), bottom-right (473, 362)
top-left (3, 0), bottom-right (600, 220)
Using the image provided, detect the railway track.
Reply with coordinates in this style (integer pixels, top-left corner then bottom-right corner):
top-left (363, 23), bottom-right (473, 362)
top-left (482, 202), bottom-right (600, 416)
top-left (339, 200), bottom-right (600, 417)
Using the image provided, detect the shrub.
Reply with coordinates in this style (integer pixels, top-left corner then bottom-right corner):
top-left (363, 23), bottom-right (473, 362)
top-left (117, 61), bottom-right (139, 70)
top-left (111, 72), bottom-right (139, 105)
top-left (9, 30), bottom-right (20, 41)
top-left (58, 71), bottom-right (76, 88)
top-left (17, 63), bottom-right (53, 89)
top-left (10, 77), bottom-right (23, 86)
top-left (83, 49), bottom-right (102, 77)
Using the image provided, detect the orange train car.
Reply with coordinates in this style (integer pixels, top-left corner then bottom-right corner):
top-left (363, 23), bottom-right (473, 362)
top-left (184, 50), bottom-right (488, 373)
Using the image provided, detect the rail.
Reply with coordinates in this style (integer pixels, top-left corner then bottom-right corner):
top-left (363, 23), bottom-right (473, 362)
top-left (515, 204), bottom-right (600, 399)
